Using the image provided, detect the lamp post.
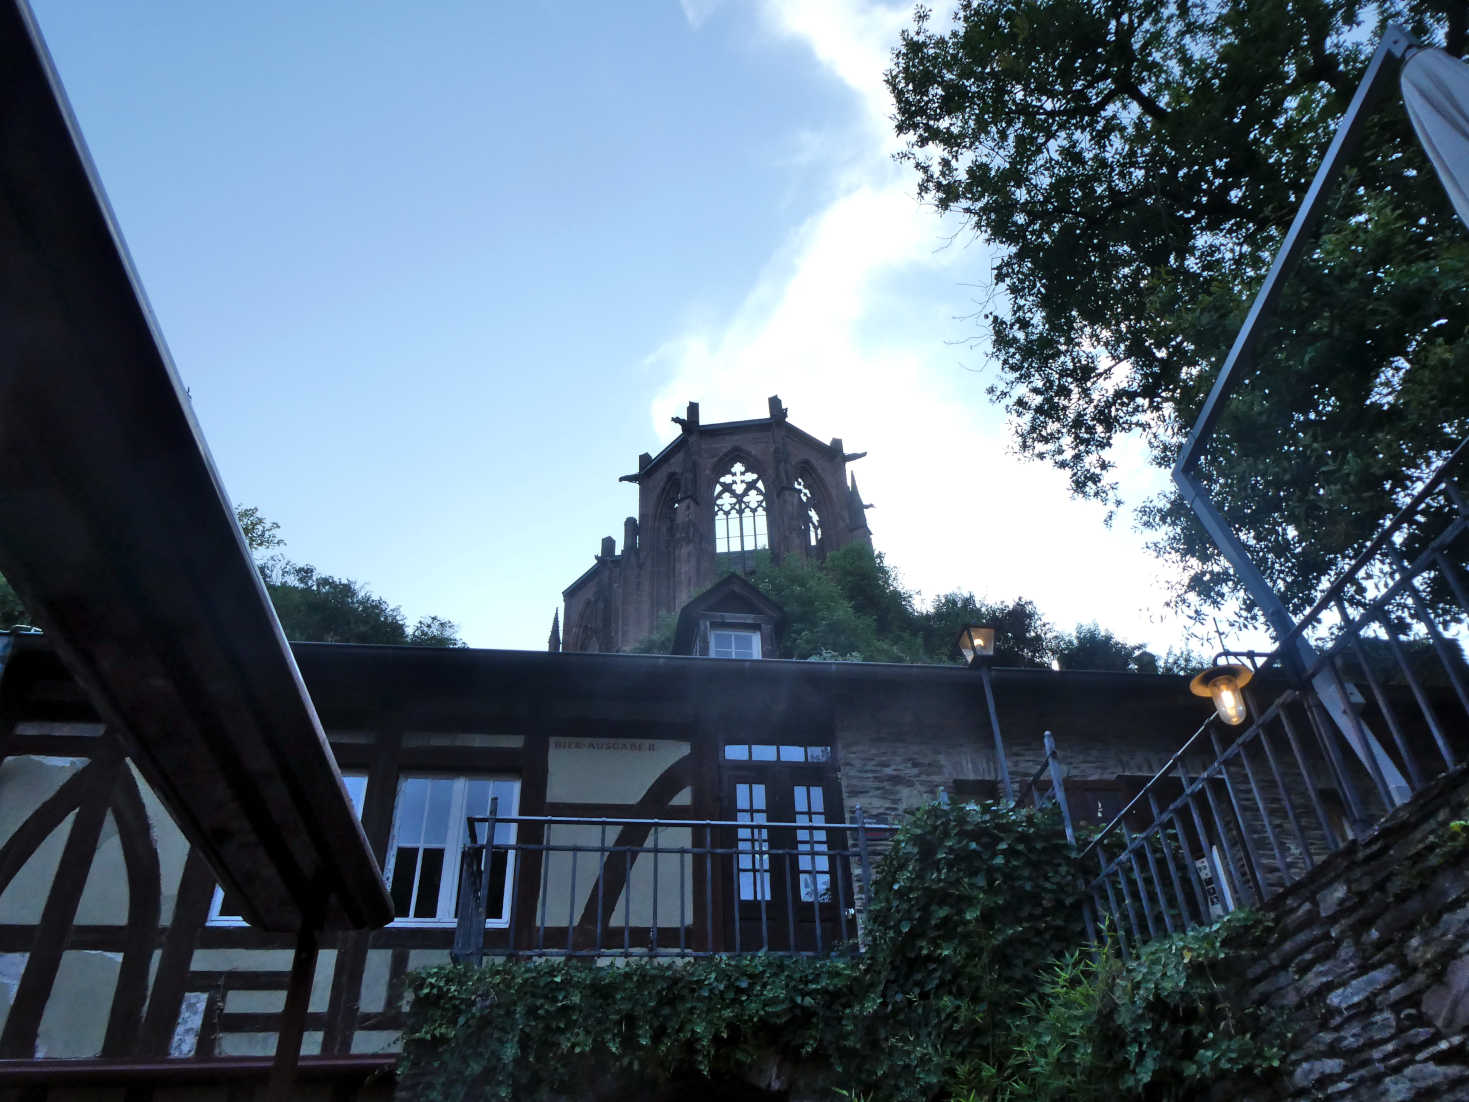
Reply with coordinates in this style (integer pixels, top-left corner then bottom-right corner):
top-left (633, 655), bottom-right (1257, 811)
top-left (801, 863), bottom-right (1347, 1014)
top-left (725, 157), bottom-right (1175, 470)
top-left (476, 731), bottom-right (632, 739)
top-left (958, 626), bottom-right (1014, 803)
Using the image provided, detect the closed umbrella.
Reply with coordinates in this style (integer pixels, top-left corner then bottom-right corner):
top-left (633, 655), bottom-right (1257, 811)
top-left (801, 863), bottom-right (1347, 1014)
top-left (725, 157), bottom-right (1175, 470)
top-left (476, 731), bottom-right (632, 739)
top-left (1402, 47), bottom-right (1469, 230)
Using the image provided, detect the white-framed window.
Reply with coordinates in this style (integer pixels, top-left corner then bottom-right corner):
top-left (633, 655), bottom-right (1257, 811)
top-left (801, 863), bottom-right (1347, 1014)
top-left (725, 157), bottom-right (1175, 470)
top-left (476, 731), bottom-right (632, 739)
top-left (209, 773), bottom-right (368, 925)
top-left (794, 783), bottom-right (832, 903)
top-left (735, 781), bottom-right (770, 902)
top-left (724, 743), bottom-right (831, 763)
top-left (710, 628), bottom-right (761, 660)
top-left (385, 776), bottom-right (519, 926)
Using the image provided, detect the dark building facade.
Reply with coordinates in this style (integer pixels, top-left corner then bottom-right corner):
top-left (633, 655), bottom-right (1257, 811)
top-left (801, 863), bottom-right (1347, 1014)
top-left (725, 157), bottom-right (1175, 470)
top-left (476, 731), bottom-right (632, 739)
top-left (561, 396), bottom-right (873, 653)
top-left (0, 626), bottom-right (1230, 1098)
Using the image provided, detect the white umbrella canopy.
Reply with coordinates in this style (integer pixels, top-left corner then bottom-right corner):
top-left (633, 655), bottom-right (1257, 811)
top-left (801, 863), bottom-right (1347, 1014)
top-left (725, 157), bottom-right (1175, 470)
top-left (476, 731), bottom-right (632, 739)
top-left (1402, 47), bottom-right (1469, 230)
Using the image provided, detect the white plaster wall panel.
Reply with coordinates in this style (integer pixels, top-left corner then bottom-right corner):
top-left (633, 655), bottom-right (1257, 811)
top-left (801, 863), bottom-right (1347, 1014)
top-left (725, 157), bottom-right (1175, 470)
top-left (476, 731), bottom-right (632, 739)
top-left (128, 761), bottom-right (191, 920)
top-left (0, 810), bottom-right (76, 924)
top-left (358, 949), bottom-right (391, 1013)
top-left (74, 811), bottom-right (127, 924)
top-left (35, 949), bottom-right (118, 1057)
top-left (546, 739), bottom-right (690, 804)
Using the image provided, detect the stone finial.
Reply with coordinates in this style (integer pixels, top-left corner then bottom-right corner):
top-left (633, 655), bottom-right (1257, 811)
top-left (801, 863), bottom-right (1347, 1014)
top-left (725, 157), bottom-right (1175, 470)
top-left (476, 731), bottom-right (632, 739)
top-left (638, 452), bottom-right (653, 470)
top-left (672, 402), bottom-right (700, 433)
top-left (768, 395), bottom-right (787, 421)
top-left (623, 516), bottom-right (639, 555)
top-left (600, 535), bottom-right (616, 559)
top-left (548, 610), bottom-right (561, 653)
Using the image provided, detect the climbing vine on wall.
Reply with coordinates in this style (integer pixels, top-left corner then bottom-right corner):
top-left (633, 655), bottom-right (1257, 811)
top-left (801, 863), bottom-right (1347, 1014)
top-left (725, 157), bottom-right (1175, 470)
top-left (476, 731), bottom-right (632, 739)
top-left (396, 802), bottom-right (1279, 1102)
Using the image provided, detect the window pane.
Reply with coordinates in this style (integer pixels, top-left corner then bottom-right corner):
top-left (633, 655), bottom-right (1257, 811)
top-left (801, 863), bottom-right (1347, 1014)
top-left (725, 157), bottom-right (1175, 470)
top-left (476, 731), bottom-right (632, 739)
top-left (342, 774), bottom-right (368, 816)
top-left (779, 745), bottom-right (804, 762)
top-left (725, 744), bottom-right (750, 760)
top-left (751, 744), bottom-right (777, 761)
top-left (413, 849), bottom-right (445, 919)
top-left (396, 778), bottom-right (428, 846)
top-left (465, 778), bottom-right (492, 817)
top-left (390, 848), bottom-right (419, 916)
top-left (422, 779), bottom-right (453, 845)
top-left (807, 746), bottom-right (831, 763)
top-left (490, 780), bottom-right (519, 844)
top-left (486, 849), bottom-right (510, 921)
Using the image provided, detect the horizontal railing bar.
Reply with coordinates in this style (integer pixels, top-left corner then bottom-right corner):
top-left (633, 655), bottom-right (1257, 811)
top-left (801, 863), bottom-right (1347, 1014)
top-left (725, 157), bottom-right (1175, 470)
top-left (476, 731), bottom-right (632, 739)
top-left (463, 842), bottom-right (861, 860)
top-left (478, 949), bottom-right (851, 959)
top-left (465, 814), bottom-right (895, 831)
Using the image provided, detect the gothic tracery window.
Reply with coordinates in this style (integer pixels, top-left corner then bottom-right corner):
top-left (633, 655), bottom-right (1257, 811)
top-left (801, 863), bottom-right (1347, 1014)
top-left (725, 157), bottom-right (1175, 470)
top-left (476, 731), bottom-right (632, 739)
top-left (713, 460), bottom-right (768, 569)
top-left (794, 476), bottom-right (823, 549)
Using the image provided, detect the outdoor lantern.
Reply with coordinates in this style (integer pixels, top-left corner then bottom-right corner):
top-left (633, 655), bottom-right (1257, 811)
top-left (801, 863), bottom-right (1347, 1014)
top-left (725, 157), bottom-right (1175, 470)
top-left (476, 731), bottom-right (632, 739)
top-left (1189, 663), bottom-right (1254, 726)
top-left (956, 625), bottom-right (996, 665)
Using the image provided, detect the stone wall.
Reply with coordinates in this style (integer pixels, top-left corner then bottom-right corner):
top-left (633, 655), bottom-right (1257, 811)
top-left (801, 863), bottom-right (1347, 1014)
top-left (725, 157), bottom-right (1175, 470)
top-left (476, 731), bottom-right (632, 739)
top-left (834, 670), bottom-right (1216, 824)
top-left (1238, 765), bottom-right (1469, 1100)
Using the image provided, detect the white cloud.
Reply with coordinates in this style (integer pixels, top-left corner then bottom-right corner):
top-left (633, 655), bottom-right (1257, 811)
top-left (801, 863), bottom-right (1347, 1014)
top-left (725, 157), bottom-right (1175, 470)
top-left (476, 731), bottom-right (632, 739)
top-left (756, 0), bottom-right (910, 141)
top-left (649, 0), bottom-right (1201, 655)
top-left (678, 0), bottom-right (725, 31)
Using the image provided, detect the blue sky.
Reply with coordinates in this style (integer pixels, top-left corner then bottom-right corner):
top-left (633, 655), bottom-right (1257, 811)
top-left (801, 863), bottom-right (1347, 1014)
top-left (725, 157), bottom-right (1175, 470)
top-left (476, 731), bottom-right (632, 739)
top-left (29, 0), bottom-right (1201, 655)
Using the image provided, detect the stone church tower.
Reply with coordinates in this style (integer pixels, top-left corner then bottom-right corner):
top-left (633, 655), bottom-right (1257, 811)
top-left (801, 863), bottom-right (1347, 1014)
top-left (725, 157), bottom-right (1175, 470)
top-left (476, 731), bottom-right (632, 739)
top-left (558, 396), bottom-right (873, 653)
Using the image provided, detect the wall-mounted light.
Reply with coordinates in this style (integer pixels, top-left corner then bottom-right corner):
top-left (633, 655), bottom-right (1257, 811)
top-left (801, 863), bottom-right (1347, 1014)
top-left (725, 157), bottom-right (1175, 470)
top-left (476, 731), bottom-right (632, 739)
top-left (1189, 663), bottom-right (1253, 726)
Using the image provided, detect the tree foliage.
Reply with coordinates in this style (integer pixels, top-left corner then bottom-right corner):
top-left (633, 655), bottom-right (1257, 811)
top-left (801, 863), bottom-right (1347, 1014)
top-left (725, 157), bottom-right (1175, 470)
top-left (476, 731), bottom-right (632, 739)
top-left (887, 1), bottom-right (1469, 621)
top-left (237, 506), bottom-right (464, 647)
top-left (739, 545), bottom-right (1165, 670)
top-left (0, 509), bottom-right (464, 647)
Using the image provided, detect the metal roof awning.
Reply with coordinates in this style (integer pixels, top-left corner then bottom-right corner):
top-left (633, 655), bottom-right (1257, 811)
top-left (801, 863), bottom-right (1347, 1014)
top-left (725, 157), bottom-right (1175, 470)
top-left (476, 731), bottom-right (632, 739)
top-left (0, 0), bottom-right (392, 932)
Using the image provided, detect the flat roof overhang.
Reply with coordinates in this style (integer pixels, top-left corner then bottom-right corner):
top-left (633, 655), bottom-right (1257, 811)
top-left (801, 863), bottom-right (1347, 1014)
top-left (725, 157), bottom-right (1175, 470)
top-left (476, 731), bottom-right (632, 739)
top-left (0, 1), bottom-right (392, 932)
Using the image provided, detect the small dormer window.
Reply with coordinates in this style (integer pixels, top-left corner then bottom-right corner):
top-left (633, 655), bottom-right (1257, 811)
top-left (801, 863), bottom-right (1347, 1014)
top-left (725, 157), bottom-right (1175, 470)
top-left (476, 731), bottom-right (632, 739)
top-left (710, 628), bottom-right (761, 659)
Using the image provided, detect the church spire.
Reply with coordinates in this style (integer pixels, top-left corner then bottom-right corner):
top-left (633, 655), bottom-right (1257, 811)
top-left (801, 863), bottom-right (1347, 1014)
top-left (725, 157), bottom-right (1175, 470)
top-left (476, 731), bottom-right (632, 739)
top-left (548, 609), bottom-right (561, 653)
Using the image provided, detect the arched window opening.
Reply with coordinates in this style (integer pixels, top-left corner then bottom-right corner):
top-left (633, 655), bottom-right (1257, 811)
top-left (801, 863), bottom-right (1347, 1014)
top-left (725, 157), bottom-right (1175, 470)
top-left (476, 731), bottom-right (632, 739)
top-left (713, 460), bottom-right (768, 570)
top-left (794, 476), bottom-right (823, 550)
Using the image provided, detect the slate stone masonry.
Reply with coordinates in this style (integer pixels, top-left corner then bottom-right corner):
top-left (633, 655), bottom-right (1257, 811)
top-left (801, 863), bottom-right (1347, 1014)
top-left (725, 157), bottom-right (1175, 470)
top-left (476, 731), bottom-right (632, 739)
top-left (1234, 764), bottom-right (1469, 1100)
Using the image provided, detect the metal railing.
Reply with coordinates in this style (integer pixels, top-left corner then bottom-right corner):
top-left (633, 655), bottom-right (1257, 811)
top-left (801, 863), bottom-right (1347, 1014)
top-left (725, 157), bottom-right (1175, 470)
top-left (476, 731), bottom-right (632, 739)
top-left (451, 805), bottom-right (888, 965)
top-left (1081, 449), bottom-right (1469, 958)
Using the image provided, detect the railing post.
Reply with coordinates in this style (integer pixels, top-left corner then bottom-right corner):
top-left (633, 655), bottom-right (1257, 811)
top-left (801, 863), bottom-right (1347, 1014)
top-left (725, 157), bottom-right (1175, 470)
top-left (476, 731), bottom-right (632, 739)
top-left (451, 829), bottom-right (485, 966)
top-left (854, 803), bottom-right (873, 948)
top-left (1043, 731), bottom-right (1076, 847)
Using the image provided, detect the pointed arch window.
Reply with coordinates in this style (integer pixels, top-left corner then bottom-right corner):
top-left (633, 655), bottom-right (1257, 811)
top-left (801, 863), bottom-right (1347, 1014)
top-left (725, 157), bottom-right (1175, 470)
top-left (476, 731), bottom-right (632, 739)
top-left (713, 460), bottom-right (768, 570)
top-left (794, 476), bottom-right (823, 550)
